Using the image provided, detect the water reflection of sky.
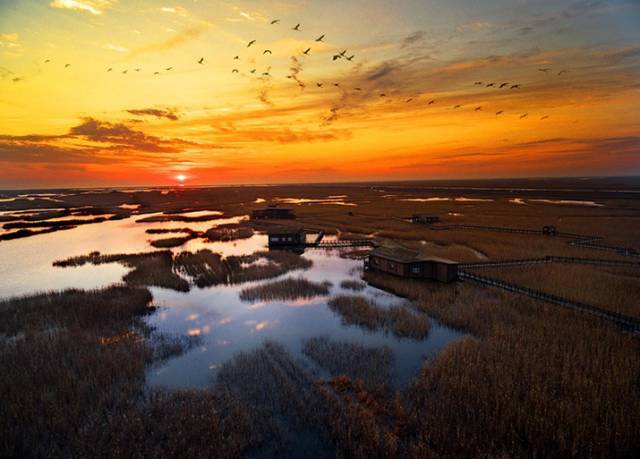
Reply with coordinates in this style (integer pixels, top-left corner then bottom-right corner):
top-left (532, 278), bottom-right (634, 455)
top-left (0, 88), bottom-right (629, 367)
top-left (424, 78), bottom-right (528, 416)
top-left (0, 211), bottom-right (465, 389)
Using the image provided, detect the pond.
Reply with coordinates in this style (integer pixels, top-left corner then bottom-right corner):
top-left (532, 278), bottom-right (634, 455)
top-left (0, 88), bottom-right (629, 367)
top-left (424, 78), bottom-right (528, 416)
top-left (0, 210), bottom-right (465, 389)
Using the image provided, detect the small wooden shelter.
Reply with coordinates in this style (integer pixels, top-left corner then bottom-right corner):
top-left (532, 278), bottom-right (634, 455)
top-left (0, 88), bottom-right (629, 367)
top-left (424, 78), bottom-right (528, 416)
top-left (267, 226), bottom-right (306, 248)
top-left (366, 246), bottom-right (458, 283)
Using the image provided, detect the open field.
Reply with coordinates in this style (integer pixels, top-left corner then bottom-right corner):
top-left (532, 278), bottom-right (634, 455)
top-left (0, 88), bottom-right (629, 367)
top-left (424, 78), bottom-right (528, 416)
top-left (1, 179), bottom-right (640, 456)
top-left (480, 263), bottom-right (640, 319)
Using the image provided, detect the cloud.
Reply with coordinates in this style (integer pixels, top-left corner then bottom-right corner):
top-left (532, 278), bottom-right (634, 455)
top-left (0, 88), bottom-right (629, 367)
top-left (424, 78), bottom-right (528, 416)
top-left (104, 43), bottom-right (129, 53)
top-left (214, 126), bottom-right (350, 144)
top-left (455, 22), bottom-right (493, 33)
top-left (366, 62), bottom-right (398, 81)
top-left (129, 26), bottom-right (208, 56)
top-left (161, 6), bottom-right (188, 17)
top-left (49, 0), bottom-right (116, 16)
top-left (126, 108), bottom-right (179, 121)
top-left (402, 31), bottom-right (427, 48)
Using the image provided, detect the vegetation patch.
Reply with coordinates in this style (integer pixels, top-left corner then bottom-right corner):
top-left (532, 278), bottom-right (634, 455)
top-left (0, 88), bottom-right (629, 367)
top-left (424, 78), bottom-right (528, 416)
top-left (340, 279), bottom-right (367, 291)
top-left (328, 295), bottom-right (430, 339)
top-left (149, 236), bottom-right (193, 248)
top-left (239, 277), bottom-right (331, 302)
top-left (204, 224), bottom-right (254, 242)
top-left (302, 336), bottom-right (393, 388)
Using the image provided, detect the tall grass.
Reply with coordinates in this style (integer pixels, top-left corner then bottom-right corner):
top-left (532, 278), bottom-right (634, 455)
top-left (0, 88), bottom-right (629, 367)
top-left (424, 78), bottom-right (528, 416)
top-left (328, 295), bottom-right (431, 339)
top-left (239, 277), bottom-right (331, 302)
top-left (340, 279), bottom-right (367, 291)
top-left (204, 225), bottom-right (254, 242)
top-left (302, 336), bottom-right (393, 388)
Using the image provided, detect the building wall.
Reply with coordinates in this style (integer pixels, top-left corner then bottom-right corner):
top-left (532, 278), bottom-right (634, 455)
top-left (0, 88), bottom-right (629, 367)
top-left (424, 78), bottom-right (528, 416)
top-left (368, 256), bottom-right (458, 283)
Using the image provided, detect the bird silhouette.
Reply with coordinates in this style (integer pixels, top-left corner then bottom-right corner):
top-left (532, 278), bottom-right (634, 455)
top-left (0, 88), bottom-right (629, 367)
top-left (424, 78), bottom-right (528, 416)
top-left (166, 67), bottom-right (173, 71)
top-left (333, 83), bottom-right (340, 87)
top-left (557, 70), bottom-right (567, 75)
top-left (332, 54), bottom-right (342, 61)
top-left (406, 98), bottom-right (413, 103)
top-left (317, 82), bottom-right (323, 87)
top-left (107, 68), bottom-right (112, 72)
top-left (44, 59), bottom-right (50, 63)
top-left (474, 106), bottom-right (482, 111)
top-left (474, 81), bottom-right (483, 85)
top-left (233, 55), bottom-right (239, 60)
top-left (496, 110), bottom-right (504, 115)
top-left (346, 55), bottom-right (355, 61)
top-left (263, 50), bottom-right (272, 54)
top-left (379, 93), bottom-right (386, 97)
top-left (135, 68), bottom-right (141, 72)
top-left (486, 83), bottom-right (495, 87)
top-left (292, 24), bottom-right (301, 31)
top-left (453, 104), bottom-right (461, 109)
top-left (538, 68), bottom-right (551, 73)
top-left (198, 57), bottom-right (204, 64)
top-left (232, 69), bottom-right (239, 73)
top-left (315, 34), bottom-right (325, 42)
top-left (270, 19), bottom-right (280, 24)
top-left (428, 99), bottom-right (435, 104)
top-left (262, 71), bottom-right (271, 76)
top-left (354, 87), bottom-right (362, 91)
top-left (154, 71), bottom-right (160, 75)
top-left (540, 115), bottom-right (549, 120)
top-left (499, 82), bottom-right (510, 88)
top-left (510, 84), bottom-right (520, 89)
top-left (520, 113), bottom-right (528, 119)
top-left (339, 50), bottom-right (347, 56)
top-left (64, 64), bottom-right (71, 68)
top-left (122, 70), bottom-right (128, 74)
top-left (247, 40), bottom-right (256, 47)
top-left (250, 69), bottom-right (257, 74)
top-left (303, 48), bottom-right (311, 55)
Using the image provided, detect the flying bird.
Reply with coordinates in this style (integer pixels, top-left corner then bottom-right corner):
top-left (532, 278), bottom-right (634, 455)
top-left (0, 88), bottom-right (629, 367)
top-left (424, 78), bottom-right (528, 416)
top-left (232, 69), bottom-right (239, 73)
top-left (154, 71), bottom-right (160, 75)
top-left (247, 40), bottom-right (256, 47)
top-left (233, 55), bottom-right (239, 60)
top-left (270, 19), bottom-right (280, 24)
top-left (107, 68), bottom-right (112, 72)
top-left (379, 93), bottom-right (387, 97)
top-left (262, 71), bottom-right (271, 76)
top-left (496, 110), bottom-right (504, 115)
top-left (165, 67), bottom-right (173, 71)
top-left (198, 57), bottom-right (204, 64)
top-left (428, 99), bottom-right (435, 104)
top-left (538, 68), bottom-right (551, 73)
top-left (263, 49), bottom-right (272, 54)
top-left (303, 48), bottom-right (311, 55)
top-left (122, 70), bottom-right (128, 74)
top-left (520, 113), bottom-right (528, 119)
top-left (406, 98), bottom-right (413, 103)
top-left (315, 34), bottom-right (325, 42)
top-left (333, 83), bottom-right (340, 87)
top-left (453, 104), bottom-right (461, 109)
top-left (354, 87), bottom-right (362, 91)
top-left (540, 115), bottom-right (549, 120)
top-left (499, 82), bottom-right (510, 88)
top-left (316, 82), bottom-right (323, 87)
top-left (340, 50), bottom-right (347, 56)
top-left (292, 23), bottom-right (301, 31)
top-left (486, 82), bottom-right (495, 87)
top-left (64, 63), bottom-right (71, 68)
top-left (135, 68), bottom-right (141, 72)
top-left (510, 84), bottom-right (520, 89)
top-left (250, 69), bottom-right (257, 74)
top-left (332, 54), bottom-right (342, 61)
top-left (346, 55), bottom-right (355, 61)
top-left (474, 106), bottom-right (482, 111)
top-left (44, 59), bottom-right (50, 63)
top-left (474, 81), bottom-right (483, 85)
top-left (557, 70), bottom-right (567, 75)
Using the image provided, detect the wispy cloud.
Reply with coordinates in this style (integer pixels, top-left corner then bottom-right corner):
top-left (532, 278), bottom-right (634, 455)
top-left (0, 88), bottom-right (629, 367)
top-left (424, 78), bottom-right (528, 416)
top-left (104, 43), bottom-right (129, 53)
top-left (126, 108), bottom-right (179, 121)
top-left (49, 0), bottom-right (116, 16)
top-left (129, 26), bottom-right (208, 56)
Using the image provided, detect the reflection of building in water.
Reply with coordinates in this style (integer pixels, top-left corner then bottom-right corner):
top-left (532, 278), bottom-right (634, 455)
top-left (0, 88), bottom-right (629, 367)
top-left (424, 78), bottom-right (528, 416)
top-left (267, 226), bottom-right (306, 248)
top-left (251, 205), bottom-right (296, 220)
top-left (365, 246), bottom-right (458, 283)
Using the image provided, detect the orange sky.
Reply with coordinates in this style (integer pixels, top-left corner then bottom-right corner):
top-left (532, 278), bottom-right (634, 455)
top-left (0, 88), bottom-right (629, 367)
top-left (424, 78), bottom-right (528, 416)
top-left (1, 0), bottom-right (639, 188)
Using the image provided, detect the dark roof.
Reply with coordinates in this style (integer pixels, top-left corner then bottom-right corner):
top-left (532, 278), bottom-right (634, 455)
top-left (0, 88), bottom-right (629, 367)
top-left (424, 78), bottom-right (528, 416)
top-left (267, 226), bottom-right (305, 235)
top-left (369, 246), bottom-right (456, 265)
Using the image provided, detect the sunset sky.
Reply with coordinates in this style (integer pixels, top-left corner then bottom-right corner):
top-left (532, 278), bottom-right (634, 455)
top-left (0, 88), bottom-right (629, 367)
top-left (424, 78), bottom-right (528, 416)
top-left (1, 0), bottom-right (639, 188)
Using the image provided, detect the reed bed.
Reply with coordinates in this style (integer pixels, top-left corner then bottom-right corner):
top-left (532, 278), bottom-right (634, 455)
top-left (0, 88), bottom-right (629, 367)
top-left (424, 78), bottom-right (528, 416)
top-left (239, 277), bottom-right (331, 302)
top-left (145, 228), bottom-right (197, 235)
top-left (149, 236), bottom-right (193, 248)
top-left (137, 213), bottom-right (224, 223)
top-left (328, 295), bottom-right (431, 339)
top-left (0, 286), bottom-right (240, 458)
top-left (204, 225), bottom-right (254, 242)
top-left (302, 336), bottom-right (393, 388)
top-left (340, 279), bottom-right (367, 291)
top-left (0, 226), bottom-right (76, 241)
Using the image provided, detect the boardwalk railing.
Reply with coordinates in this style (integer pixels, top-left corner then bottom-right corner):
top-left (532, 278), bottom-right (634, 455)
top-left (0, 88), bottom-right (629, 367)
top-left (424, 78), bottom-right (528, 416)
top-left (427, 224), bottom-right (639, 258)
top-left (460, 256), bottom-right (640, 270)
top-left (309, 239), bottom-right (377, 249)
top-left (458, 270), bottom-right (640, 335)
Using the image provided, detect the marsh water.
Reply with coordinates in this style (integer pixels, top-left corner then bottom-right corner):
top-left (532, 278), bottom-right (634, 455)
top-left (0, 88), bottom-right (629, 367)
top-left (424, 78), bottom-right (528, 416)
top-left (0, 207), bottom-right (464, 389)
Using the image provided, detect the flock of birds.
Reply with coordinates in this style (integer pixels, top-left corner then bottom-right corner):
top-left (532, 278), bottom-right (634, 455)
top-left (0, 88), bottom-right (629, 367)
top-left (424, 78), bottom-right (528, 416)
top-left (37, 19), bottom-right (568, 122)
